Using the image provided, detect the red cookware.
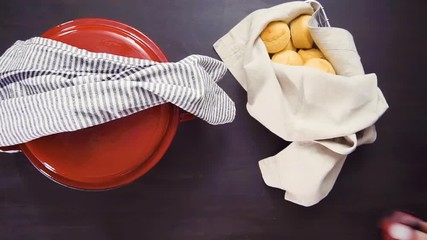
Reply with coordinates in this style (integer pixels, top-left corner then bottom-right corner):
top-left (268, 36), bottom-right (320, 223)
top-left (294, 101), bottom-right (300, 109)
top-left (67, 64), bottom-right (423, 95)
top-left (0, 18), bottom-right (192, 190)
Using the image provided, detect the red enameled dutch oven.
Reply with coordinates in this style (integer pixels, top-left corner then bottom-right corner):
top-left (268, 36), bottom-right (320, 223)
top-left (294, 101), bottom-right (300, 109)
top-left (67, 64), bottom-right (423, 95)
top-left (0, 18), bottom-right (193, 190)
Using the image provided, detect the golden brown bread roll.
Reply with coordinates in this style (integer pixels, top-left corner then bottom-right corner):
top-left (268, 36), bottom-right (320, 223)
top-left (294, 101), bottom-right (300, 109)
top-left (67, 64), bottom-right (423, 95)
top-left (260, 21), bottom-right (291, 53)
top-left (272, 50), bottom-right (304, 66)
top-left (290, 15), bottom-right (314, 49)
top-left (298, 48), bottom-right (324, 63)
top-left (304, 58), bottom-right (336, 74)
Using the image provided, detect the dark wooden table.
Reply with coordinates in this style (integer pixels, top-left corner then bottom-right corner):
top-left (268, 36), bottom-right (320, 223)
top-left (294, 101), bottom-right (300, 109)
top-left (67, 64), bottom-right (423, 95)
top-left (1, 0), bottom-right (426, 239)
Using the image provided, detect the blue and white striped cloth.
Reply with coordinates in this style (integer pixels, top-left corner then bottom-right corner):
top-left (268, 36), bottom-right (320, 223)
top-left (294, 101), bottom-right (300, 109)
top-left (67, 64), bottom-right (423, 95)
top-left (0, 37), bottom-right (235, 147)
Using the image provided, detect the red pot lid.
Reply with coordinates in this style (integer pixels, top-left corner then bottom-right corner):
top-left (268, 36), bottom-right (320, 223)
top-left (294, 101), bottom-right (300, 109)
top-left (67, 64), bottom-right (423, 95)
top-left (19, 18), bottom-right (180, 190)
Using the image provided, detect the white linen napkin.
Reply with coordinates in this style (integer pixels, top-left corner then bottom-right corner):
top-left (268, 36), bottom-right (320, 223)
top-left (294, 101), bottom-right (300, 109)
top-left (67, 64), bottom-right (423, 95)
top-left (0, 37), bottom-right (235, 148)
top-left (213, 1), bottom-right (388, 206)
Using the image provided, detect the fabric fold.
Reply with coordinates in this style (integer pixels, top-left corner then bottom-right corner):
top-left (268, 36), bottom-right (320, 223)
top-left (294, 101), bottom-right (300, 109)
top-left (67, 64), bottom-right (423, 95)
top-left (259, 126), bottom-right (377, 206)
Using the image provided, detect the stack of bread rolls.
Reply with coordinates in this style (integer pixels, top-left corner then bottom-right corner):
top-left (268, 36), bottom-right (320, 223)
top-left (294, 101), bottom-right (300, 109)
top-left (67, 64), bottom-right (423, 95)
top-left (260, 15), bottom-right (336, 74)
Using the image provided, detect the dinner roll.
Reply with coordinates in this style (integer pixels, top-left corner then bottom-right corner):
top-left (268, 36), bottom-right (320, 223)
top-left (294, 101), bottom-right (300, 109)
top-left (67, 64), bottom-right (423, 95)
top-left (290, 15), bottom-right (314, 49)
top-left (298, 48), bottom-right (324, 63)
top-left (304, 58), bottom-right (336, 74)
top-left (272, 50), bottom-right (304, 66)
top-left (260, 21), bottom-right (291, 53)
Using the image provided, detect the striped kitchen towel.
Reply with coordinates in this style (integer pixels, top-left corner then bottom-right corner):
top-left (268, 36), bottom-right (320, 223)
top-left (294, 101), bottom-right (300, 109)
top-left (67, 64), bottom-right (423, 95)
top-left (0, 37), bottom-right (235, 147)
